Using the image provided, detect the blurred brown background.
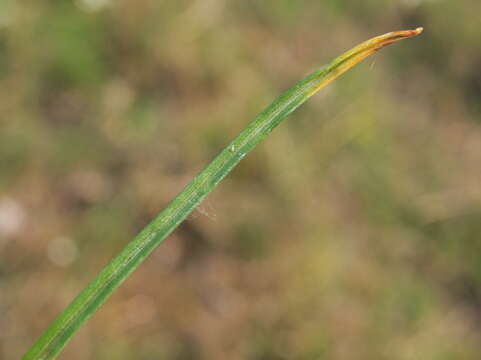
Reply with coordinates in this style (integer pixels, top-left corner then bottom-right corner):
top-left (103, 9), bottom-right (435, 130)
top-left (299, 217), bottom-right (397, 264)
top-left (1, 1), bottom-right (481, 359)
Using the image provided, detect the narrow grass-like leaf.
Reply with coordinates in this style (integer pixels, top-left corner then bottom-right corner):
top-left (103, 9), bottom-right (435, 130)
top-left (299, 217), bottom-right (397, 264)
top-left (23, 28), bottom-right (423, 360)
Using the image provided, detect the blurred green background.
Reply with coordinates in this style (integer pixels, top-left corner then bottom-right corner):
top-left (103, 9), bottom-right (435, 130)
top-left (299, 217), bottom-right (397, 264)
top-left (1, 1), bottom-right (481, 359)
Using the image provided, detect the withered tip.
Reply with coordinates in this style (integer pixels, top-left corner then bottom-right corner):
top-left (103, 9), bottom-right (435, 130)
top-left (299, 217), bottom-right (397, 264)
top-left (415, 27), bottom-right (424, 34)
top-left (402, 27), bottom-right (424, 38)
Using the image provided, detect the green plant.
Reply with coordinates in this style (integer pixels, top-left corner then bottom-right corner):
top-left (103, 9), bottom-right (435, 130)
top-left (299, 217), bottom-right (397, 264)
top-left (23, 28), bottom-right (423, 360)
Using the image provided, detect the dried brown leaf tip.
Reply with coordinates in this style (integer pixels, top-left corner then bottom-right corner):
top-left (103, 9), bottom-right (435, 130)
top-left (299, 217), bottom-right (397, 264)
top-left (311, 27), bottom-right (424, 95)
top-left (374, 27), bottom-right (424, 49)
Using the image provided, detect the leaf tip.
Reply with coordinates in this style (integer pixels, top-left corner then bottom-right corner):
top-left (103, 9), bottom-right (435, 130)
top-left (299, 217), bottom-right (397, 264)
top-left (387, 27), bottom-right (424, 41)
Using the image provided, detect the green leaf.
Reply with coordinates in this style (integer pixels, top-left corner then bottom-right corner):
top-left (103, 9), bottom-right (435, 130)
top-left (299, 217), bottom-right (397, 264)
top-left (23, 28), bottom-right (423, 360)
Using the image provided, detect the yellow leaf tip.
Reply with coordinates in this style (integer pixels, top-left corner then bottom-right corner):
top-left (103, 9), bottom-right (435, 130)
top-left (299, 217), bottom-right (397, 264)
top-left (394, 27), bottom-right (424, 39)
top-left (415, 27), bottom-right (424, 35)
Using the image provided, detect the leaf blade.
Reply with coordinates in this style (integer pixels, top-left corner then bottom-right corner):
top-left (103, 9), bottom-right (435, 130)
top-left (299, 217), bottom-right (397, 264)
top-left (23, 28), bottom-right (423, 360)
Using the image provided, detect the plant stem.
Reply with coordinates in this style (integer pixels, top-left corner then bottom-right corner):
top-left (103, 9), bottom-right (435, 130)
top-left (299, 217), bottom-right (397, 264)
top-left (23, 28), bottom-right (422, 360)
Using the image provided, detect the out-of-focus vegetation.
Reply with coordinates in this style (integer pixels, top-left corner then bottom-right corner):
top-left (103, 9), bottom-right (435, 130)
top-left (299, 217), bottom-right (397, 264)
top-left (1, 1), bottom-right (480, 359)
